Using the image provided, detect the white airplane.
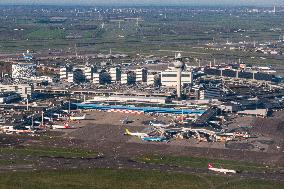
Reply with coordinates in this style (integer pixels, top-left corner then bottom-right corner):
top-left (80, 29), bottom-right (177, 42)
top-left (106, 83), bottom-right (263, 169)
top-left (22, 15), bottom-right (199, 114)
top-left (43, 117), bottom-right (54, 123)
top-left (69, 114), bottom-right (86, 121)
top-left (53, 113), bottom-right (68, 121)
top-left (2, 126), bottom-right (34, 134)
top-left (149, 121), bottom-right (171, 128)
top-left (25, 125), bottom-right (41, 130)
top-left (52, 123), bottom-right (75, 129)
top-left (208, 163), bottom-right (236, 174)
top-left (124, 129), bottom-right (148, 138)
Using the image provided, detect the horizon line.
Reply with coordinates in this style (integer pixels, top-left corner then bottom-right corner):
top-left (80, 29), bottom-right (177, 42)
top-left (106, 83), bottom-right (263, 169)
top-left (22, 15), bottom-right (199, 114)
top-left (0, 3), bottom-right (282, 7)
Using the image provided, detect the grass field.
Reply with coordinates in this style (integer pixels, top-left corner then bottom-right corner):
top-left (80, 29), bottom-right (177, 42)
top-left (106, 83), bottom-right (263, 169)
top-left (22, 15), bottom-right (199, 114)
top-left (0, 146), bottom-right (98, 158)
top-left (26, 29), bottom-right (66, 40)
top-left (0, 168), bottom-right (282, 189)
top-left (0, 6), bottom-right (283, 68)
top-left (136, 155), bottom-right (279, 172)
top-left (0, 159), bottom-right (32, 166)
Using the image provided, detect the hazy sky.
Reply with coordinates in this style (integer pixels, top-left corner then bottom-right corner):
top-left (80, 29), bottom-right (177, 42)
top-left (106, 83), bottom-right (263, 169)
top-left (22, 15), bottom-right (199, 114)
top-left (0, 0), bottom-right (283, 6)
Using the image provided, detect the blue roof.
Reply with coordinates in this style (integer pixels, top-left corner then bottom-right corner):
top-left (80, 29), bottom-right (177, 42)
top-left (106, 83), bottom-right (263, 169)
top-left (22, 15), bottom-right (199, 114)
top-left (74, 103), bottom-right (205, 115)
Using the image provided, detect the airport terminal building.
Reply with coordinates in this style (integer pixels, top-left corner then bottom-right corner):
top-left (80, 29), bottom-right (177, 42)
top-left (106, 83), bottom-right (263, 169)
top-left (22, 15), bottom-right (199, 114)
top-left (161, 69), bottom-right (192, 87)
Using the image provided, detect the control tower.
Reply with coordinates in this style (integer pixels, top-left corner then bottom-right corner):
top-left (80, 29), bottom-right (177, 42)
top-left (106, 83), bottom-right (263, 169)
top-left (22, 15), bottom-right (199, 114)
top-left (173, 53), bottom-right (185, 99)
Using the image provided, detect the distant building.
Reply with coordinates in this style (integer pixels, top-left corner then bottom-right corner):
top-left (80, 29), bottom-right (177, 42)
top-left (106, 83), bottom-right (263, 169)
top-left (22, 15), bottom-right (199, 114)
top-left (147, 72), bottom-right (160, 86)
top-left (147, 73), bottom-right (156, 85)
top-left (67, 69), bottom-right (85, 83)
top-left (30, 76), bottom-right (53, 83)
top-left (59, 67), bottom-right (68, 80)
top-left (204, 67), bottom-right (279, 82)
top-left (161, 69), bottom-right (192, 87)
top-left (109, 67), bottom-right (121, 83)
top-left (0, 84), bottom-right (34, 98)
top-left (67, 72), bottom-right (74, 83)
top-left (12, 63), bottom-right (36, 79)
top-left (189, 85), bottom-right (201, 100)
top-left (88, 95), bottom-right (168, 104)
top-left (136, 68), bottom-right (148, 83)
top-left (93, 73), bottom-right (101, 84)
top-left (0, 62), bottom-right (12, 78)
top-left (121, 73), bottom-right (128, 84)
top-left (83, 66), bottom-right (96, 81)
top-left (121, 71), bottom-right (136, 85)
top-left (0, 92), bottom-right (21, 104)
top-left (145, 59), bottom-right (158, 64)
top-left (199, 86), bottom-right (222, 100)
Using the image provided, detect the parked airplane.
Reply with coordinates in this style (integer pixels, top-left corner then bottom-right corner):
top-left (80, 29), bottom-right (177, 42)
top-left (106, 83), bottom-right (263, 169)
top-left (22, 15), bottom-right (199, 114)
top-left (62, 110), bottom-right (81, 114)
top-left (124, 129), bottom-right (148, 138)
top-left (149, 121), bottom-right (171, 128)
top-left (44, 117), bottom-right (53, 121)
top-left (208, 163), bottom-right (236, 174)
top-left (141, 136), bottom-right (169, 142)
top-left (2, 126), bottom-right (34, 134)
top-left (69, 114), bottom-right (86, 121)
top-left (53, 113), bottom-right (68, 121)
top-left (52, 123), bottom-right (74, 129)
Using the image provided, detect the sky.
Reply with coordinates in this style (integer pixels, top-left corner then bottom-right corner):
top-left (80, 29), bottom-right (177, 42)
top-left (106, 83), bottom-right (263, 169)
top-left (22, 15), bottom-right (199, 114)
top-left (0, 0), bottom-right (283, 6)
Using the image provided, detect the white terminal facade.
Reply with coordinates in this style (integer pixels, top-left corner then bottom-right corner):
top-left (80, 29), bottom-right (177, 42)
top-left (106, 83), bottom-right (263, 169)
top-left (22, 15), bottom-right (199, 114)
top-left (83, 66), bottom-right (94, 81)
top-left (60, 65), bottom-right (95, 83)
top-left (161, 69), bottom-right (192, 87)
top-left (135, 68), bottom-right (147, 83)
top-left (109, 67), bottom-right (121, 83)
top-left (93, 73), bottom-right (100, 84)
top-left (120, 73), bottom-right (128, 84)
top-left (147, 72), bottom-right (156, 85)
top-left (59, 67), bottom-right (68, 80)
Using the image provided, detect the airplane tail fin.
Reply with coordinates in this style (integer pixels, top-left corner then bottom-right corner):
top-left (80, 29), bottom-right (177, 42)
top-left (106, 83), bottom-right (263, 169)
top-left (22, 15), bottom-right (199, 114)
top-left (125, 129), bottom-right (131, 135)
top-left (208, 163), bottom-right (213, 169)
top-left (64, 122), bottom-right (69, 128)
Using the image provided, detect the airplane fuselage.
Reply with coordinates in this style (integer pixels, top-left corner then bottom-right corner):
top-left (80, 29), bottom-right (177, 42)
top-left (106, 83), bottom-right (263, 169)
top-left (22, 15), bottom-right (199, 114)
top-left (209, 167), bottom-right (236, 174)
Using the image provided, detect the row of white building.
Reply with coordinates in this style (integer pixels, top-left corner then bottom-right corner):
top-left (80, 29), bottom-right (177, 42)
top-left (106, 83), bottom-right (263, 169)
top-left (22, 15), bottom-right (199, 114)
top-left (10, 62), bottom-right (193, 88)
top-left (59, 65), bottom-right (193, 87)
